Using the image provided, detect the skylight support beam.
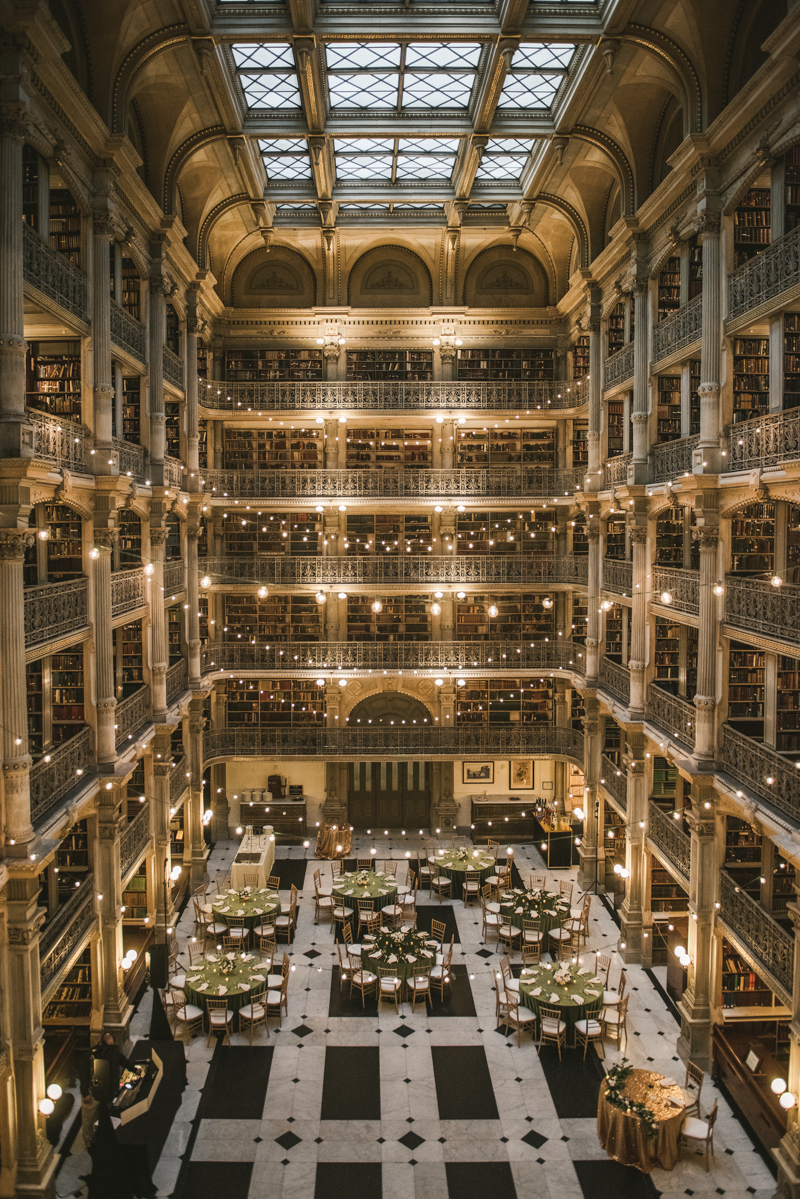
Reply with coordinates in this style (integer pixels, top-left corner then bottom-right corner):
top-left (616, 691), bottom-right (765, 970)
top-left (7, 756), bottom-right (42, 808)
top-left (293, 37), bottom-right (326, 133)
top-left (471, 37), bottom-right (518, 133)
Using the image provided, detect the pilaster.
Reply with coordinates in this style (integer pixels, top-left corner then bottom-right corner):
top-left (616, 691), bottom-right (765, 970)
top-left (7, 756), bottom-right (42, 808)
top-left (0, 530), bottom-right (35, 844)
top-left (696, 213), bottom-right (722, 474)
top-left (92, 530), bottom-right (117, 767)
top-left (677, 788), bottom-right (721, 1072)
top-left (0, 106), bottom-right (34, 459)
top-left (629, 526), bottom-right (648, 717)
top-left (694, 526), bottom-right (720, 762)
top-left (619, 733), bottom-right (647, 963)
top-left (578, 696), bottom-right (602, 892)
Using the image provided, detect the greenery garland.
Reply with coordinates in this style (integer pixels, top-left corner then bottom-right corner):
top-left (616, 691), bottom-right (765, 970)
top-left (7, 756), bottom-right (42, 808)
top-left (604, 1059), bottom-right (659, 1139)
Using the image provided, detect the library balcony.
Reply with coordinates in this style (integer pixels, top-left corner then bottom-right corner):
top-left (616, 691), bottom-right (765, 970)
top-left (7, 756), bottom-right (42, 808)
top-left (604, 454), bottom-right (632, 488)
top-left (652, 294), bottom-right (703, 367)
top-left (646, 683), bottom-right (695, 751)
top-left (599, 658), bottom-right (630, 705)
top-left (163, 559), bottom-right (185, 596)
top-left (113, 438), bottom-right (147, 483)
top-left (24, 578), bottom-right (88, 648)
top-left (718, 870), bottom-right (793, 1002)
top-left (728, 223), bottom-right (800, 326)
top-left (201, 639), bottom-right (586, 677)
top-left (31, 727), bottom-right (94, 827)
top-left (163, 456), bottom-right (185, 491)
top-left (162, 345), bottom-right (184, 390)
top-left (111, 568), bottom-right (147, 620)
top-left (650, 566), bottom-right (699, 616)
top-left (725, 408), bottom-right (800, 472)
top-left (647, 801), bottom-right (691, 885)
top-left (722, 725), bottom-right (800, 823)
top-left (120, 802), bottom-right (151, 882)
top-left (603, 342), bottom-right (634, 391)
top-left (724, 576), bottom-right (800, 645)
top-left (114, 686), bottom-right (152, 748)
top-left (170, 755), bottom-right (190, 806)
top-left (650, 435), bottom-right (700, 483)
top-left (198, 553), bottom-right (589, 589)
top-left (110, 298), bottom-right (146, 364)
top-left (602, 558), bottom-right (633, 596)
top-left (203, 466), bottom-right (584, 503)
top-left (600, 755), bottom-right (627, 815)
top-left (166, 660), bottom-right (188, 704)
top-left (29, 411), bottom-right (88, 472)
top-left (22, 222), bottom-right (88, 323)
top-left (39, 874), bottom-right (96, 1004)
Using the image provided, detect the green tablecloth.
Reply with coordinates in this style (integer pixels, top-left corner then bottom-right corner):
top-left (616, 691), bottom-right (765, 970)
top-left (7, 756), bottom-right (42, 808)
top-left (360, 929), bottom-right (438, 985)
top-left (333, 871), bottom-right (398, 911)
top-left (518, 962), bottom-right (604, 1033)
top-left (211, 888), bottom-right (281, 930)
top-left (183, 953), bottom-right (269, 1023)
top-left (499, 888), bottom-right (570, 935)
top-left (430, 850), bottom-right (496, 891)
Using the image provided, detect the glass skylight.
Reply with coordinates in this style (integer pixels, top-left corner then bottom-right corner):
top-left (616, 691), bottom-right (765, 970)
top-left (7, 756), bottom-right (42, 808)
top-left (334, 138), bottom-right (460, 183)
top-left (233, 44), bottom-right (302, 109)
top-left (325, 42), bottom-right (481, 110)
top-left (474, 139), bottom-right (535, 182)
top-left (259, 138), bottom-right (312, 182)
top-left (497, 42), bottom-right (577, 110)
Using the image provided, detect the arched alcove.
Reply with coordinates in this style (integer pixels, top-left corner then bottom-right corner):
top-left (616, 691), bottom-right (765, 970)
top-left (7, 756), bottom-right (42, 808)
top-left (462, 246), bottom-right (549, 308)
top-left (347, 246), bottom-right (433, 308)
top-left (231, 246), bottom-right (317, 308)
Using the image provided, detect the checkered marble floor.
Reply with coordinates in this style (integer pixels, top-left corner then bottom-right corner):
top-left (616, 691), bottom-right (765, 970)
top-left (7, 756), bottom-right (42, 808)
top-left (54, 834), bottom-right (778, 1199)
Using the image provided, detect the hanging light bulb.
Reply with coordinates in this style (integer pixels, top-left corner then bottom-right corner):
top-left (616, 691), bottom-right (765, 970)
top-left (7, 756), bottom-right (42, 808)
top-left (315, 591), bottom-right (326, 604)
top-left (430, 603), bottom-right (441, 615)
top-left (488, 604), bottom-right (498, 618)
top-left (372, 600), bottom-right (382, 613)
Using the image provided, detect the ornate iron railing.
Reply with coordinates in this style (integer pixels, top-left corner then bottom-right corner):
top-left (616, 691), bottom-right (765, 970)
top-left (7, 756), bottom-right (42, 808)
top-left (646, 683), bottom-right (695, 749)
top-left (600, 755), bottom-right (627, 812)
top-left (651, 567), bottom-right (699, 615)
top-left (722, 725), bottom-right (800, 822)
top-left (40, 873), bottom-right (95, 996)
top-left (647, 801), bottom-right (690, 883)
top-left (110, 298), bottom-right (146, 363)
top-left (718, 870), bottom-right (793, 1002)
top-left (652, 295), bottom-right (702, 364)
top-left (111, 568), bottom-right (146, 619)
top-left (113, 437), bottom-right (147, 483)
top-left (724, 576), bottom-right (800, 643)
top-left (166, 659), bottom-right (187, 702)
top-left (204, 724), bottom-right (586, 763)
top-left (115, 686), bottom-right (151, 747)
top-left (22, 222), bottom-right (87, 320)
top-left (599, 658), bottom-right (630, 704)
top-left (602, 558), bottom-right (633, 596)
top-left (200, 379), bottom-right (588, 413)
top-left (170, 755), bottom-right (190, 803)
top-left (650, 435), bottom-right (699, 483)
top-left (29, 410), bottom-right (88, 471)
top-left (603, 343), bottom-right (634, 389)
top-left (604, 454), bottom-right (632, 487)
top-left (162, 345), bottom-right (184, 389)
top-left (202, 639), bottom-right (587, 675)
top-left (31, 727), bottom-right (93, 825)
top-left (725, 409), bottom-right (800, 472)
top-left (164, 456), bottom-right (184, 490)
top-left (163, 560), bottom-right (185, 595)
top-left (728, 223), bottom-right (800, 323)
top-left (120, 803), bottom-right (151, 881)
top-left (198, 553), bottom-right (589, 588)
top-left (25, 578), bottom-right (88, 647)
top-left (204, 466), bottom-right (584, 501)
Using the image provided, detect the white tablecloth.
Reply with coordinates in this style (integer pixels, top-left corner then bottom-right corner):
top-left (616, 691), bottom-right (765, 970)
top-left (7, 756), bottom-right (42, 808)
top-left (230, 831), bottom-right (276, 889)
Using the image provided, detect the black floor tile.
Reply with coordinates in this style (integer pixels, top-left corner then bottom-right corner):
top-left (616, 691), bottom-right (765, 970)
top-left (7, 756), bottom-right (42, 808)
top-left (179, 1161), bottom-right (253, 1199)
top-left (271, 858), bottom-right (308, 891)
top-left (445, 1161), bottom-right (517, 1199)
top-left (537, 1043), bottom-right (606, 1119)
top-left (321, 1047), bottom-right (381, 1121)
top-left (573, 1159), bottom-right (659, 1199)
top-left (414, 904), bottom-right (461, 945)
top-left (198, 1047), bottom-right (273, 1121)
top-left (328, 964), bottom-right (476, 1019)
top-left (315, 1162), bottom-right (382, 1199)
top-left (431, 1046), bottom-right (499, 1120)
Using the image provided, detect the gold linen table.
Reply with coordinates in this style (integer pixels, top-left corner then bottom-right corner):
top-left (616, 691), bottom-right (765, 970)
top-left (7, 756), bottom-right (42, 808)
top-left (597, 1068), bottom-right (686, 1173)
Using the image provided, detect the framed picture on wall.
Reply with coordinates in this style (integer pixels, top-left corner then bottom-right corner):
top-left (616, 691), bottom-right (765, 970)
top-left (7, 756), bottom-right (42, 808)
top-left (462, 762), bottom-right (494, 784)
top-left (508, 759), bottom-right (534, 790)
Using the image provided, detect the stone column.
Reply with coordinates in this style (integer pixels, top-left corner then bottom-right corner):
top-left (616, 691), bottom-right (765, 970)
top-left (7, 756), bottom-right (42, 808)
top-left (628, 526), bottom-right (648, 717)
top-left (439, 344), bottom-right (456, 383)
top-left (151, 733), bottom-right (176, 945)
top-left (0, 530), bottom-right (35, 844)
top-left (694, 527), bottom-right (719, 762)
top-left (433, 760), bottom-right (457, 833)
top-left (584, 513), bottom-right (601, 683)
top-left (441, 420), bottom-right (455, 470)
top-left (775, 895), bottom-right (800, 1199)
top-left (92, 212), bottom-right (116, 469)
top-left (95, 786), bottom-right (131, 1038)
top-left (186, 523), bottom-right (202, 687)
top-left (631, 280), bottom-right (650, 484)
top-left (585, 291), bottom-right (602, 490)
top-left (578, 696), bottom-right (602, 892)
top-left (324, 419), bottom-right (338, 469)
top-left (148, 277), bottom-right (169, 485)
top-left (677, 787), bottom-right (720, 1072)
top-left (619, 734), bottom-right (647, 963)
top-left (0, 106), bottom-right (34, 459)
top-left (185, 288), bottom-right (202, 483)
top-left (324, 685), bottom-right (347, 824)
top-left (149, 527), bottom-right (168, 718)
top-left (696, 214), bottom-right (722, 475)
top-left (93, 530), bottom-right (118, 768)
top-left (187, 699), bottom-right (207, 888)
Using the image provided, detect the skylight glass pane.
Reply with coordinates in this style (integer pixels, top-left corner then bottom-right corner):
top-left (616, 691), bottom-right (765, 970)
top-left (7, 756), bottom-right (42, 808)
top-left (498, 75), bottom-right (561, 108)
top-left (264, 157), bottom-right (313, 181)
top-left (241, 74), bottom-right (302, 108)
top-left (398, 138), bottom-right (460, 154)
top-left (484, 138), bottom-right (534, 153)
top-left (259, 138), bottom-right (307, 153)
top-left (326, 43), bottom-right (401, 71)
top-left (394, 202), bottom-right (445, 210)
top-left (395, 154), bottom-right (455, 179)
top-left (336, 155), bottom-right (394, 180)
top-left (276, 203), bottom-right (317, 210)
top-left (475, 154), bottom-right (529, 180)
top-left (339, 203), bottom-right (392, 210)
top-left (515, 44), bottom-right (576, 70)
top-left (329, 74), bottom-right (399, 108)
top-left (334, 138), bottom-right (395, 154)
top-left (232, 44), bottom-right (295, 69)
top-left (404, 43), bottom-right (482, 69)
top-left (402, 73), bottom-right (474, 108)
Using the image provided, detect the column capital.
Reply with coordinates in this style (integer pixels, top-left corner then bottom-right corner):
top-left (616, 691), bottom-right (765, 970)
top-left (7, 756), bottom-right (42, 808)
top-left (629, 527), bottom-right (647, 546)
top-left (697, 527), bottom-right (719, 550)
top-left (0, 530), bottom-right (34, 560)
top-left (697, 212), bottom-right (721, 241)
top-left (149, 527), bottom-right (168, 548)
top-left (0, 108), bottom-right (32, 143)
top-left (93, 528), bottom-right (117, 551)
top-left (585, 522), bottom-right (600, 542)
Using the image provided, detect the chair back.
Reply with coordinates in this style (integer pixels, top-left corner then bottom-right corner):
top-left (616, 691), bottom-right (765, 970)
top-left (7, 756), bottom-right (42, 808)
top-left (378, 966), bottom-right (399, 984)
top-left (342, 923), bottom-right (355, 948)
top-left (430, 919), bottom-right (446, 945)
top-left (313, 869), bottom-right (322, 886)
top-left (539, 1005), bottom-right (562, 1025)
top-left (464, 869), bottom-right (480, 885)
top-left (685, 1060), bottom-right (704, 1097)
top-left (242, 869), bottom-right (259, 887)
top-left (383, 860), bottom-right (397, 876)
top-left (522, 917), bottom-right (541, 935)
top-left (357, 898), bottom-right (374, 913)
top-left (223, 935), bottom-right (242, 951)
top-left (529, 874), bottom-right (546, 890)
top-left (559, 880), bottom-right (573, 902)
top-left (268, 874), bottom-right (281, 890)
top-left (281, 952), bottom-right (291, 978)
top-left (617, 969), bottom-right (627, 1000)
top-left (595, 952), bottom-right (611, 982)
top-left (357, 858), bottom-right (372, 870)
top-left (331, 860), bottom-right (343, 877)
top-left (499, 957), bottom-right (512, 987)
top-left (705, 1100), bottom-right (719, 1133)
top-left (401, 911), bottom-right (417, 930)
top-left (521, 941), bottom-right (541, 966)
top-left (258, 935), bottom-right (276, 965)
top-left (348, 953), bottom-right (364, 974)
top-left (206, 996), bottom-right (229, 1014)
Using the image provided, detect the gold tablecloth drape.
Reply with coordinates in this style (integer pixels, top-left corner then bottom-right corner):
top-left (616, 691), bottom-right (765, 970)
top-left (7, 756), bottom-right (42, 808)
top-left (315, 824), bottom-right (352, 860)
top-left (597, 1069), bottom-right (686, 1173)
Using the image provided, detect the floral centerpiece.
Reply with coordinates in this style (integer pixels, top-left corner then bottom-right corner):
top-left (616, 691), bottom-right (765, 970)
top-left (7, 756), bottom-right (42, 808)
top-left (367, 927), bottom-right (437, 968)
top-left (219, 955), bottom-right (236, 977)
top-left (356, 871), bottom-right (370, 886)
top-left (604, 1059), bottom-right (658, 1139)
top-left (553, 965), bottom-right (573, 986)
top-left (238, 886), bottom-right (252, 902)
top-left (455, 847), bottom-right (469, 862)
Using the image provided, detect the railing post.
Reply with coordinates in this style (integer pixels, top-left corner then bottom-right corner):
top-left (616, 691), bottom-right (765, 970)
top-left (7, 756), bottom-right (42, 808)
top-left (93, 529), bottom-right (118, 766)
top-left (696, 212), bottom-right (722, 474)
top-left (775, 897), bottom-right (800, 1199)
top-left (629, 525), bottom-right (648, 716)
top-left (619, 735), bottom-right (648, 964)
top-left (677, 788), bottom-right (722, 1073)
top-left (0, 530), bottom-right (35, 843)
top-left (631, 278), bottom-right (650, 484)
top-left (695, 526), bottom-right (720, 761)
top-left (578, 697), bottom-right (602, 892)
top-left (585, 286), bottom-right (602, 490)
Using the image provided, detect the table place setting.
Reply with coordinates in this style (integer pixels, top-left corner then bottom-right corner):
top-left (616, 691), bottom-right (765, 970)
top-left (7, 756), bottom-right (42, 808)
top-left (361, 929), bottom-right (437, 982)
top-left (332, 870), bottom-right (398, 910)
top-left (211, 887), bottom-right (281, 928)
top-left (498, 887), bottom-right (571, 934)
top-left (518, 960), bottom-right (603, 1029)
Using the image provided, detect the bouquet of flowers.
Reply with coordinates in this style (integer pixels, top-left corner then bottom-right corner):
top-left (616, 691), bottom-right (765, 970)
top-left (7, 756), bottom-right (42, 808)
top-left (356, 871), bottom-right (370, 886)
top-left (239, 887), bottom-right (251, 901)
top-left (553, 967), bottom-right (572, 986)
top-left (219, 956), bottom-right (235, 977)
top-left (604, 1060), bottom-right (658, 1138)
top-left (456, 847), bottom-right (469, 861)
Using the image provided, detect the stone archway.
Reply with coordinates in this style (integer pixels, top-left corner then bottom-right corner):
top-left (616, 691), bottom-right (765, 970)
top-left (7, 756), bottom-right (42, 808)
top-left (347, 693), bottom-right (433, 827)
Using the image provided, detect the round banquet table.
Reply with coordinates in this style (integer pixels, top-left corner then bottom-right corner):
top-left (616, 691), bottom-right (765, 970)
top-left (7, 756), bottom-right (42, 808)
top-left (430, 849), bottom-right (497, 892)
top-left (360, 929), bottom-right (438, 985)
top-left (517, 962), bottom-right (604, 1035)
top-left (597, 1068), bottom-right (687, 1173)
top-left (499, 887), bottom-right (570, 936)
top-left (332, 871), bottom-right (398, 911)
top-left (183, 952), bottom-right (269, 1026)
top-left (211, 887), bottom-right (281, 931)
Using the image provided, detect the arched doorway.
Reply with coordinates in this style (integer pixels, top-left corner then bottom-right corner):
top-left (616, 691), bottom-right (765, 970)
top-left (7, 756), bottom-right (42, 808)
top-left (347, 693), bottom-right (432, 827)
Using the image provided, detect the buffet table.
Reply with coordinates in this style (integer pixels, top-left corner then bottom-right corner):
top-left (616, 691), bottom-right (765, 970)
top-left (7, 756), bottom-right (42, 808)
top-left (230, 829), bottom-right (275, 889)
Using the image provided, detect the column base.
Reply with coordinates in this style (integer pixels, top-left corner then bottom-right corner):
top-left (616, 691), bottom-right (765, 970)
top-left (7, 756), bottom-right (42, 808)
top-left (630, 460), bottom-right (650, 486)
top-left (12, 1153), bottom-right (57, 1199)
top-left (774, 1130), bottom-right (800, 1199)
top-left (677, 997), bottom-right (713, 1073)
top-left (618, 904), bottom-right (644, 964)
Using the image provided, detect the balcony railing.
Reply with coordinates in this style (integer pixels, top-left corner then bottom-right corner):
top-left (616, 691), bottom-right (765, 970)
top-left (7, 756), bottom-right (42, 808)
top-left (163, 560), bottom-right (185, 595)
top-left (29, 410), bottom-right (88, 472)
top-left (725, 409), bottom-right (800, 472)
top-left (31, 727), bottom-right (93, 825)
top-left (170, 755), bottom-right (190, 803)
top-left (604, 343), bottom-right (634, 390)
top-left (647, 801), bottom-right (690, 883)
top-left (599, 659), bottom-right (630, 704)
top-left (163, 456), bottom-right (184, 490)
top-left (728, 223), bottom-right (800, 323)
top-left (200, 379), bottom-right (588, 413)
top-left (202, 639), bottom-right (586, 676)
top-left (199, 553), bottom-right (589, 588)
top-left (652, 295), bottom-right (702, 365)
top-left (646, 683), bottom-right (695, 750)
top-left (115, 686), bottom-right (151, 747)
top-left (111, 568), bottom-right (146, 619)
top-left (604, 454), bottom-right (631, 488)
top-left (204, 466), bottom-right (584, 502)
top-left (167, 659), bottom-right (188, 703)
top-left (120, 803), bottom-right (151, 881)
top-left (204, 724), bottom-right (586, 763)
top-left (40, 873), bottom-right (95, 997)
top-left (725, 576), bottom-right (800, 644)
top-left (602, 558), bottom-right (633, 596)
top-left (722, 725), bottom-right (800, 823)
top-left (650, 435), bottom-right (699, 483)
top-left (22, 222), bottom-right (87, 320)
top-left (113, 438), bottom-right (147, 483)
top-left (162, 345), bottom-right (184, 390)
top-left (25, 578), bottom-right (88, 647)
top-left (110, 298), bottom-right (146, 363)
top-left (650, 567), bottom-right (699, 616)
top-left (600, 755), bottom-right (627, 813)
top-left (718, 870), bottom-right (793, 1002)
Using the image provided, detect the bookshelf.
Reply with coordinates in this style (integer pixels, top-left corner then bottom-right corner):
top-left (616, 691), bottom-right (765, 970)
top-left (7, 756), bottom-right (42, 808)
top-left (43, 948), bottom-right (92, 1026)
top-left (721, 940), bottom-right (774, 1009)
top-left (455, 427), bottom-right (555, 467)
top-left (655, 509), bottom-right (684, 566)
top-left (783, 315), bottom-right (800, 411)
top-left (225, 427), bottom-right (321, 470)
top-left (734, 188), bottom-right (771, 269)
top-left (122, 376), bottom-right (140, 443)
top-left (56, 819), bottom-right (90, 901)
top-left (165, 399), bottom-right (181, 459)
top-left (121, 258), bottom-right (140, 321)
top-left (122, 866), bottom-right (148, 921)
top-left (52, 652), bottom-right (85, 745)
top-left (197, 338), bottom-right (208, 382)
top-left (572, 516), bottom-right (588, 555)
top-left (603, 721), bottom-right (621, 766)
top-left (786, 148), bottom-right (800, 234)
top-left (730, 502), bottom-right (775, 574)
top-left (686, 624), bottom-right (698, 699)
top-left (225, 348), bottom-right (323, 381)
top-left (572, 419), bottom-right (588, 467)
top-left (728, 643), bottom-right (765, 737)
top-left (347, 428), bottom-right (431, 469)
top-left (657, 255), bottom-right (681, 322)
top-left (198, 421), bottom-right (208, 471)
top-left (26, 341), bottom-right (82, 420)
top-left (607, 301), bottom-right (625, 357)
top-left (733, 337), bottom-right (769, 423)
top-left (27, 659), bottom-right (43, 755)
top-left (166, 304), bottom-right (180, 356)
top-left (117, 620), bottom-right (144, 697)
top-left (772, 852), bottom-right (796, 923)
top-left (652, 756), bottom-right (677, 800)
top-left (725, 815), bottom-right (761, 875)
top-left (605, 515), bottom-right (626, 559)
top-left (165, 514), bottom-right (181, 562)
top-left (22, 143), bottom-right (40, 230)
top-left (169, 808), bottom-right (184, 858)
top-left (573, 335), bottom-right (590, 381)
top-left (347, 594), bottom-right (430, 642)
top-left (49, 189), bottom-right (81, 268)
top-left (456, 678), bottom-right (553, 725)
top-left (454, 594), bottom-right (555, 642)
top-left (654, 617), bottom-right (681, 690)
top-left (604, 603), bottom-right (623, 662)
top-left (118, 511), bottom-right (142, 569)
top-left (788, 504), bottom-right (800, 585)
top-left (226, 679), bottom-right (326, 726)
top-left (607, 399), bottom-right (625, 457)
top-left (223, 593), bottom-right (321, 643)
top-left (346, 350), bottom-right (434, 381)
top-left (688, 238), bottom-right (703, 300)
top-left (456, 348), bottom-right (554, 381)
top-left (689, 360), bottom-right (700, 436)
top-left (657, 375), bottom-right (682, 443)
top-left (45, 504), bottom-right (83, 579)
top-left (456, 509), bottom-right (554, 554)
top-left (167, 607), bottom-right (183, 663)
top-left (651, 867), bottom-right (689, 914)
top-left (777, 655), bottom-right (800, 752)
top-left (571, 689), bottom-right (585, 731)
top-left (343, 514), bottom-right (431, 555)
top-left (223, 511), bottom-right (323, 556)
top-left (571, 592), bottom-right (588, 644)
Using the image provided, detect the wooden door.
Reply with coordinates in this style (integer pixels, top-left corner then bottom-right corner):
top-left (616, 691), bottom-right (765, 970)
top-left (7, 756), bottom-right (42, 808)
top-left (348, 762), bottom-right (430, 828)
